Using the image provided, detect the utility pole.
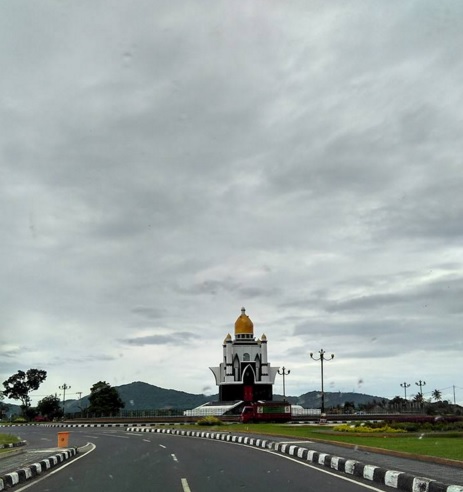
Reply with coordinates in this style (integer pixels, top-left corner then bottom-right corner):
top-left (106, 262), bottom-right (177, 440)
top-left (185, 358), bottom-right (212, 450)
top-left (277, 367), bottom-right (290, 401)
top-left (310, 349), bottom-right (334, 414)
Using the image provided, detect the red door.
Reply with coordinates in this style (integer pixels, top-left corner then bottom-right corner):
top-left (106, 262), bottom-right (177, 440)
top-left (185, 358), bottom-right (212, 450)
top-left (244, 385), bottom-right (253, 402)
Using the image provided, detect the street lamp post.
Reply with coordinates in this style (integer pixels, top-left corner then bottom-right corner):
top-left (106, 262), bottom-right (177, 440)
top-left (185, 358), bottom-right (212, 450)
top-left (310, 349), bottom-right (334, 414)
top-left (400, 382), bottom-right (410, 400)
top-left (277, 367), bottom-right (290, 401)
top-left (59, 383), bottom-right (71, 415)
top-left (415, 380), bottom-right (426, 398)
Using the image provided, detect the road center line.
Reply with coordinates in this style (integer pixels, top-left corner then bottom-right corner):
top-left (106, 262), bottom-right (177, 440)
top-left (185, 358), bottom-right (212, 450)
top-left (159, 444), bottom-right (166, 448)
top-left (143, 439), bottom-right (151, 442)
top-left (181, 478), bottom-right (191, 492)
top-left (171, 453), bottom-right (178, 462)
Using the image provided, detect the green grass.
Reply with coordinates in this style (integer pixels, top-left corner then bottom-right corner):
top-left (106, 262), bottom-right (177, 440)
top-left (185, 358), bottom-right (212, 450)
top-left (175, 423), bottom-right (463, 462)
top-left (0, 432), bottom-right (22, 455)
top-left (0, 433), bottom-right (20, 445)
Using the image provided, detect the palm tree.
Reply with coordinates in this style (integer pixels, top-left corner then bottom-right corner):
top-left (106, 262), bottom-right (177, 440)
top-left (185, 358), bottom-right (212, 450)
top-left (413, 393), bottom-right (424, 403)
top-left (431, 389), bottom-right (442, 402)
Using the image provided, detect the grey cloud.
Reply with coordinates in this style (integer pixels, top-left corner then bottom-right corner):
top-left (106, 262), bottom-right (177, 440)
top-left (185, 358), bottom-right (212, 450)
top-left (122, 332), bottom-right (195, 346)
top-left (175, 278), bottom-right (278, 299)
top-left (45, 354), bottom-right (119, 367)
top-left (1, 1), bottom-right (462, 402)
top-left (325, 276), bottom-right (463, 314)
top-left (131, 307), bottom-right (166, 320)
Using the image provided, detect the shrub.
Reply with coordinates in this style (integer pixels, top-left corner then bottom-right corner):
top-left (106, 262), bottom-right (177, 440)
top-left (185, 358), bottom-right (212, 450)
top-left (196, 416), bottom-right (222, 426)
top-left (389, 419), bottom-right (463, 433)
top-left (333, 423), bottom-right (405, 433)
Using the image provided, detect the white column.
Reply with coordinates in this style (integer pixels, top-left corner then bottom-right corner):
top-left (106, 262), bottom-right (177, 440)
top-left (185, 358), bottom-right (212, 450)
top-left (261, 335), bottom-right (269, 379)
top-left (225, 338), bottom-right (234, 379)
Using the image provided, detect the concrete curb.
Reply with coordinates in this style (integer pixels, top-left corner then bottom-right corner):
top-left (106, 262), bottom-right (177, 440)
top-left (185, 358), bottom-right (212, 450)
top-left (126, 427), bottom-right (463, 492)
top-left (0, 448), bottom-right (78, 490)
top-left (5, 422), bottom-right (190, 428)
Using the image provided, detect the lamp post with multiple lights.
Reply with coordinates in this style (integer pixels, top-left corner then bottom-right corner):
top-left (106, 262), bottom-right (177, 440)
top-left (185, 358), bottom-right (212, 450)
top-left (400, 382), bottom-right (410, 400)
top-left (310, 349), bottom-right (334, 414)
top-left (415, 380), bottom-right (426, 399)
top-left (59, 383), bottom-right (71, 414)
top-left (277, 366), bottom-right (290, 401)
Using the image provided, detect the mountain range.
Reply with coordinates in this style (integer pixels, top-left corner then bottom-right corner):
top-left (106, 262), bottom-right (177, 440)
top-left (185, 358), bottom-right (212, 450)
top-left (2, 381), bottom-right (388, 416)
top-left (63, 381), bottom-right (386, 413)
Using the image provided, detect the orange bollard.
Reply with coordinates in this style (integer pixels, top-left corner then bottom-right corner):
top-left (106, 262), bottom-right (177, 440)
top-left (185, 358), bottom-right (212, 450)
top-left (57, 431), bottom-right (70, 448)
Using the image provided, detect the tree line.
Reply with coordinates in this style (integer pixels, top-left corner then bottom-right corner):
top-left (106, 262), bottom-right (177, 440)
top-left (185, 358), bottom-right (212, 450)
top-left (1, 368), bottom-right (124, 421)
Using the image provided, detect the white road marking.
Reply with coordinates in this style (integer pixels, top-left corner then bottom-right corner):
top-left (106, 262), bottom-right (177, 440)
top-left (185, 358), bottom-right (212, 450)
top-left (14, 442), bottom-right (97, 492)
top-left (171, 453), bottom-right (178, 462)
top-left (159, 444), bottom-right (166, 448)
top-left (143, 439), bottom-right (151, 442)
top-left (181, 478), bottom-right (192, 492)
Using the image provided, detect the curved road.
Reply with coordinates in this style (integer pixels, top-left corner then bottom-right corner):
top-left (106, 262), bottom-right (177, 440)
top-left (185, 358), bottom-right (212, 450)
top-left (13, 426), bottom-right (390, 491)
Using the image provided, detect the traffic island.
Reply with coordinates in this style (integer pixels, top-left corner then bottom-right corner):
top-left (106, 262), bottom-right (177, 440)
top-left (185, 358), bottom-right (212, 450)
top-left (0, 447), bottom-right (78, 490)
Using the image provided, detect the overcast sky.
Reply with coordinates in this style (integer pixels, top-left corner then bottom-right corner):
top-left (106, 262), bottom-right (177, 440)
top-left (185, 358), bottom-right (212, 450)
top-left (1, 1), bottom-right (462, 408)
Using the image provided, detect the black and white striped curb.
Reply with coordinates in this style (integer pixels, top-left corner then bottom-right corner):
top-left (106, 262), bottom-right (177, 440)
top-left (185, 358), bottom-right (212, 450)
top-left (0, 441), bottom-right (26, 450)
top-left (127, 427), bottom-right (463, 492)
top-left (0, 448), bottom-right (77, 490)
top-left (6, 423), bottom-right (132, 428)
top-left (6, 423), bottom-right (182, 428)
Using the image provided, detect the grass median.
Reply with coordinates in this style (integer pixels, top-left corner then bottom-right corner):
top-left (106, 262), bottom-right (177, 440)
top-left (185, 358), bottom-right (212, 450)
top-left (181, 423), bottom-right (463, 462)
top-left (0, 433), bottom-right (22, 455)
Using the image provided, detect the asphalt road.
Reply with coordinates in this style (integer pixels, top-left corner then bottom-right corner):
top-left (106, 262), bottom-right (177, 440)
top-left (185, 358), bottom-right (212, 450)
top-left (12, 426), bottom-right (392, 492)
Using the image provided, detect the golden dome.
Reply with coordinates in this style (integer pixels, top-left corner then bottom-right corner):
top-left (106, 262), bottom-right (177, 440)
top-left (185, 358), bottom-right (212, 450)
top-left (234, 307), bottom-right (254, 335)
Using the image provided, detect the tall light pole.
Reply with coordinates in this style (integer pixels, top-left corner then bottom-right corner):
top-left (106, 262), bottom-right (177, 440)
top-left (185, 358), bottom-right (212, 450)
top-left (277, 367), bottom-right (290, 401)
top-left (59, 383), bottom-right (71, 414)
top-left (415, 380), bottom-right (426, 398)
top-left (310, 349), bottom-right (334, 414)
top-left (400, 382), bottom-right (410, 400)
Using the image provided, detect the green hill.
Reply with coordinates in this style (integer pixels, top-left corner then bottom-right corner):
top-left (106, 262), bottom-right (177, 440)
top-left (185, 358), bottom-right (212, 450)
top-left (281, 390), bottom-right (388, 409)
top-left (62, 382), bottom-right (387, 413)
top-left (64, 381), bottom-right (216, 413)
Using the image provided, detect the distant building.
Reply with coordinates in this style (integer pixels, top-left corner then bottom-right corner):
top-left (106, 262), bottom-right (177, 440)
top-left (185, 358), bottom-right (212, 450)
top-left (209, 308), bottom-right (278, 402)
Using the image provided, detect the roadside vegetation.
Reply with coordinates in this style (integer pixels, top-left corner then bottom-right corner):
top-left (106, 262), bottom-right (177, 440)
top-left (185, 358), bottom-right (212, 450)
top-left (0, 433), bottom-right (22, 454)
top-left (0, 433), bottom-right (21, 445)
top-left (196, 416), bottom-right (223, 426)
